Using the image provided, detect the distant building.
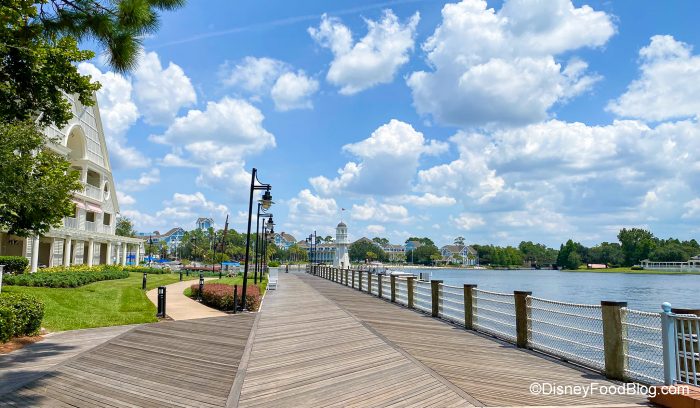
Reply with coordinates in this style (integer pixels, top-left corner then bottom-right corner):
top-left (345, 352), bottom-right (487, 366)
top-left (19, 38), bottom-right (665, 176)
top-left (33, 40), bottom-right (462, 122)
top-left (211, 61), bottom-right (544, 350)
top-left (136, 227), bottom-right (186, 259)
top-left (381, 244), bottom-right (405, 262)
top-left (273, 232), bottom-right (297, 250)
top-left (405, 240), bottom-right (423, 253)
top-left (440, 245), bottom-right (478, 266)
top-left (196, 217), bottom-right (213, 230)
top-left (641, 256), bottom-right (700, 272)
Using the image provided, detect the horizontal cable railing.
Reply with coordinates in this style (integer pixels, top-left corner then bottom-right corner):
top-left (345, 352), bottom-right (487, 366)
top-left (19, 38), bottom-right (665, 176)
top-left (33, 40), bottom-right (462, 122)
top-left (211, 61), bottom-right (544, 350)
top-left (370, 275), bottom-right (379, 296)
top-left (529, 297), bottom-right (605, 371)
top-left (623, 309), bottom-right (664, 384)
top-left (395, 278), bottom-right (409, 306)
top-left (414, 281), bottom-right (432, 314)
top-left (440, 284), bottom-right (465, 325)
top-left (381, 279), bottom-right (391, 300)
top-left (474, 288), bottom-right (517, 342)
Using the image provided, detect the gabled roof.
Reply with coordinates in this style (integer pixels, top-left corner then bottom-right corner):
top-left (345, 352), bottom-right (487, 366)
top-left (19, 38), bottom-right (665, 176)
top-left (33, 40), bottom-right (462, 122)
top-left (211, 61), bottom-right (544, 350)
top-left (280, 232), bottom-right (296, 242)
top-left (161, 227), bottom-right (185, 238)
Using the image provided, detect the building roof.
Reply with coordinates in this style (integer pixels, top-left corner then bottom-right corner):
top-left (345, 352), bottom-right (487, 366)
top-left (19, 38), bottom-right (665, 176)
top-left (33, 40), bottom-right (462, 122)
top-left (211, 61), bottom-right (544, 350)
top-left (383, 244), bottom-right (404, 250)
top-left (161, 227), bottom-right (184, 238)
top-left (280, 232), bottom-right (296, 242)
top-left (337, 221), bottom-right (347, 228)
top-left (196, 217), bottom-right (213, 223)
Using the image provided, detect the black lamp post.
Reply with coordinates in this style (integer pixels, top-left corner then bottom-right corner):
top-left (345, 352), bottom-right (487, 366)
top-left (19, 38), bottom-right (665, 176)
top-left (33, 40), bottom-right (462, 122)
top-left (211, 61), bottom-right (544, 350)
top-left (190, 236), bottom-right (197, 262)
top-left (306, 231), bottom-right (316, 273)
top-left (262, 217), bottom-right (274, 278)
top-left (256, 213), bottom-right (273, 283)
top-left (148, 235), bottom-right (153, 268)
top-left (242, 168), bottom-right (272, 310)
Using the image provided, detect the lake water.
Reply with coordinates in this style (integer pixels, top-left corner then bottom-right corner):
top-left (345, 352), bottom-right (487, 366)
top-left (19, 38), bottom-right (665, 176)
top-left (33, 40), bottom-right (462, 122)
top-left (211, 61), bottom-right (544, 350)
top-left (400, 268), bottom-right (699, 312)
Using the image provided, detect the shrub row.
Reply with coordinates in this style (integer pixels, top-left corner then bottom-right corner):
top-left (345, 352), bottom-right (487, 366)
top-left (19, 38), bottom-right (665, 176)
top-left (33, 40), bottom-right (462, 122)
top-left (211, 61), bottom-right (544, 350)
top-left (0, 256), bottom-right (29, 274)
top-left (0, 293), bottom-right (44, 342)
top-left (39, 264), bottom-right (121, 274)
top-left (3, 267), bottom-right (129, 288)
top-left (122, 265), bottom-right (170, 274)
top-left (189, 283), bottom-right (261, 311)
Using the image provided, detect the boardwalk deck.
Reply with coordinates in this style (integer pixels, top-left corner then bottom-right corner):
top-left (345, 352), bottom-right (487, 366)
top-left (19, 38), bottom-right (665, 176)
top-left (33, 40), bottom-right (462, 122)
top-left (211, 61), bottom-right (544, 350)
top-left (1, 315), bottom-right (255, 407)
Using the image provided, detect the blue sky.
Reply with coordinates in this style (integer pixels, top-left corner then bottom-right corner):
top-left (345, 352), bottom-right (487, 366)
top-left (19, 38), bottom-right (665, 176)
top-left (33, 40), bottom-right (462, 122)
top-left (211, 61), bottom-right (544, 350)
top-left (82, 0), bottom-right (700, 247)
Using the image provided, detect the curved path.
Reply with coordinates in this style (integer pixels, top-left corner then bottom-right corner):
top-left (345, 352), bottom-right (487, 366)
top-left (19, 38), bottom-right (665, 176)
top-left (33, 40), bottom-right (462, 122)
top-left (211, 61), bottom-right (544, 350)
top-left (146, 277), bottom-right (227, 320)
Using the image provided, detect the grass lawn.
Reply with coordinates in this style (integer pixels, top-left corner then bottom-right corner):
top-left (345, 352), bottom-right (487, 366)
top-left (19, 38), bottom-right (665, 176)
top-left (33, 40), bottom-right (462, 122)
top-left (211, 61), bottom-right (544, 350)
top-left (183, 275), bottom-right (268, 297)
top-left (562, 267), bottom-right (700, 275)
top-left (3, 273), bottom-right (196, 332)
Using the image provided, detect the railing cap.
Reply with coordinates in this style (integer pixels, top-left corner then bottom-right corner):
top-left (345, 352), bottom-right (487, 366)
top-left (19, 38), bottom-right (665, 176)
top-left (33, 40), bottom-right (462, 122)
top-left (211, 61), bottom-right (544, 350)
top-left (671, 307), bottom-right (700, 316)
top-left (514, 290), bottom-right (532, 295)
top-left (464, 283), bottom-right (477, 288)
top-left (601, 300), bottom-right (627, 307)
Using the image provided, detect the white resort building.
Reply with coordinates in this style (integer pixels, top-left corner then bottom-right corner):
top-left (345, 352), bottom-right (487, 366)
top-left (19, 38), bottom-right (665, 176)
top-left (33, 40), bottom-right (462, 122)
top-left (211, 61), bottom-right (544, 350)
top-left (0, 94), bottom-right (144, 272)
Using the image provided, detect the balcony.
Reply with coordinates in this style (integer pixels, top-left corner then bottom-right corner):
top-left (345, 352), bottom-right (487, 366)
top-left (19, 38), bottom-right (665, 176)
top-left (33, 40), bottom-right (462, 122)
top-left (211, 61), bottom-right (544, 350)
top-left (83, 184), bottom-right (102, 201)
top-left (85, 221), bottom-right (96, 232)
top-left (64, 217), bottom-right (78, 229)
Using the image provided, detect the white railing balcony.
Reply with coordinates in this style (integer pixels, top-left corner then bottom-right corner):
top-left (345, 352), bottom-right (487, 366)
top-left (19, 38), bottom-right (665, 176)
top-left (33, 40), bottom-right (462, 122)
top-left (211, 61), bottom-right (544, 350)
top-left (101, 224), bottom-right (113, 234)
top-left (64, 217), bottom-right (78, 229)
top-left (85, 221), bottom-right (96, 232)
top-left (83, 183), bottom-right (102, 201)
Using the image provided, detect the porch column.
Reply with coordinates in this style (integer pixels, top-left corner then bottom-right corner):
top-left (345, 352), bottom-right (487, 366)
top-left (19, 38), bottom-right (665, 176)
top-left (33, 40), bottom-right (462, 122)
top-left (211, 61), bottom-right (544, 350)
top-left (63, 237), bottom-right (72, 267)
top-left (121, 243), bottom-right (127, 265)
top-left (135, 244), bottom-right (141, 265)
top-left (30, 235), bottom-right (40, 273)
top-left (106, 242), bottom-right (113, 265)
top-left (87, 239), bottom-right (94, 267)
top-left (49, 238), bottom-right (56, 267)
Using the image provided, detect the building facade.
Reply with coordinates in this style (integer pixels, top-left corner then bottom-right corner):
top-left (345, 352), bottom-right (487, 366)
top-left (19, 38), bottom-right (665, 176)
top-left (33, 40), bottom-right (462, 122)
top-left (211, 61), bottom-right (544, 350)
top-left (196, 217), bottom-right (213, 230)
top-left (440, 245), bottom-right (478, 266)
top-left (0, 94), bottom-right (144, 271)
top-left (273, 232), bottom-right (297, 250)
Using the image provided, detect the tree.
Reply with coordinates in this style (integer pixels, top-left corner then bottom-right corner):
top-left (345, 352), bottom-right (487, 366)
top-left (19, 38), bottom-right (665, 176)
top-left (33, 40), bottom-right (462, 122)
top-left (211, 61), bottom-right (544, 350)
top-left (454, 236), bottom-right (465, 246)
top-left (588, 242), bottom-right (624, 266)
top-left (617, 228), bottom-right (656, 266)
top-left (372, 237), bottom-right (389, 246)
top-left (412, 244), bottom-right (441, 265)
top-left (366, 251), bottom-right (377, 261)
top-left (557, 239), bottom-right (587, 269)
top-left (649, 242), bottom-right (690, 262)
top-left (0, 122), bottom-right (83, 237)
top-left (115, 217), bottom-right (136, 237)
top-left (349, 240), bottom-right (386, 262)
top-left (405, 237), bottom-right (435, 246)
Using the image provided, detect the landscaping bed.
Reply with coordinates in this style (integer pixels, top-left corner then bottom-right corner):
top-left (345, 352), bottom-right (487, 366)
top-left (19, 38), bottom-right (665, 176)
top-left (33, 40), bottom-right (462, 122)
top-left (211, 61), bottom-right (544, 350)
top-left (3, 265), bottom-right (128, 288)
top-left (186, 276), bottom-right (267, 312)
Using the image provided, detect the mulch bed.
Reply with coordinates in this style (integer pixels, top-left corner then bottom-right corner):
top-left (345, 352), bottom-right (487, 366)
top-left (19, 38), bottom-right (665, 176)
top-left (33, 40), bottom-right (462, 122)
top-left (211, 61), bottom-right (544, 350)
top-left (0, 335), bottom-right (44, 354)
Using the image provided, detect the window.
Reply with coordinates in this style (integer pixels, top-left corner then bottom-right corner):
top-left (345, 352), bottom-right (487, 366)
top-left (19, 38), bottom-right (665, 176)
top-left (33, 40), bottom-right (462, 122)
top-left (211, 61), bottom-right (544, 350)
top-left (103, 213), bottom-right (111, 225)
top-left (86, 211), bottom-right (95, 222)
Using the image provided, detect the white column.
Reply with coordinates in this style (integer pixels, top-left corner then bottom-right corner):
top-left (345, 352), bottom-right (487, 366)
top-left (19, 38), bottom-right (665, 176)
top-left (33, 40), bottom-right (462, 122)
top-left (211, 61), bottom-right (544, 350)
top-left (87, 239), bottom-right (94, 267)
top-left (63, 237), bottom-right (72, 267)
top-left (49, 238), bottom-right (56, 267)
top-left (121, 243), bottom-right (127, 265)
top-left (135, 244), bottom-right (141, 266)
top-left (106, 243), bottom-right (113, 265)
top-left (30, 236), bottom-right (40, 273)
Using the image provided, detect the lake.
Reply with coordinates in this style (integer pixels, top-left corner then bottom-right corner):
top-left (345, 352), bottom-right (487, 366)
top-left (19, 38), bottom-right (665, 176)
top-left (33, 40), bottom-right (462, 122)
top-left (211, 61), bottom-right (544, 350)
top-left (400, 268), bottom-right (699, 312)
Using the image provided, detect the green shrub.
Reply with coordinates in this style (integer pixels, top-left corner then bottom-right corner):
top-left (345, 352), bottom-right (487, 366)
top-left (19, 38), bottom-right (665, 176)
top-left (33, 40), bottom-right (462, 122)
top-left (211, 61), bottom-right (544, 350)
top-left (0, 305), bottom-right (16, 342)
top-left (122, 265), bottom-right (170, 274)
top-left (189, 283), bottom-right (262, 311)
top-left (268, 261), bottom-right (280, 267)
top-left (3, 268), bottom-right (128, 288)
top-left (0, 293), bottom-right (44, 337)
top-left (0, 256), bottom-right (29, 274)
top-left (631, 266), bottom-right (644, 270)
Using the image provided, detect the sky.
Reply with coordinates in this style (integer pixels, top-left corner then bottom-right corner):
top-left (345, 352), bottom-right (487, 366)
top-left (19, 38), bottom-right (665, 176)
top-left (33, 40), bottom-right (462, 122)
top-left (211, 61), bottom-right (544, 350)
top-left (81, 0), bottom-right (700, 248)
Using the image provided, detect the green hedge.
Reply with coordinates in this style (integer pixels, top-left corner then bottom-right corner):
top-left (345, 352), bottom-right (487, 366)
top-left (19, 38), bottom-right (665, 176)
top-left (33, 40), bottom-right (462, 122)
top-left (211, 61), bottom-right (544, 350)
top-left (0, 293), bottom-right (44, 342)
top-left (0, 256), bottom-right (29, 274)
top-left (3, 265), bottom-right (129, 288)
top-left (122, 265), bottom-right (170, 274)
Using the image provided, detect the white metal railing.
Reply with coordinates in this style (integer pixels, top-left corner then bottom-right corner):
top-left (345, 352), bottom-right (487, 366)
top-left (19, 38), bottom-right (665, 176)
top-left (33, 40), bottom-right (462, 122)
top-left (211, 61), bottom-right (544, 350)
top-left (663, 308), bottom-right (700, 386)
top-left (381, 279), bottom-right (391, 300)
top-left (473, 288), bottom-right (517, 342)
top-left (85, 221), bottom-right (96, 232)
top-left (395, 278), bottom-right (409, 306)
top-left (529, 297), bottom-right (605, 371)
top-left (440, 284), bottom-right (465, 325)
top-left (64, 217), bottom-right (78, 229)
top-left (83, 183), bottom-right (102, 200)
top-left (623, 309), bottom-right (664, 384)
top-left (414, 281), bottom-right (432, 314)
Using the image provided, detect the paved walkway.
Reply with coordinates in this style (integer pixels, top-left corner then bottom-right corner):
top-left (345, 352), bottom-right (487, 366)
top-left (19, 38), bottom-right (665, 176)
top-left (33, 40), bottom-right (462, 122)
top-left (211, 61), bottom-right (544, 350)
top-left (146, 277), bottom-right (227, 320)
top-left (0, 324), bottom-right (136, 396)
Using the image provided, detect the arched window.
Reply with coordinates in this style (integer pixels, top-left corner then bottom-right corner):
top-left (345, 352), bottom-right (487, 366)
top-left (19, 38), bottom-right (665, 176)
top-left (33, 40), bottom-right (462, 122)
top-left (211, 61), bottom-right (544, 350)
top-left (66, 126), bottom-right (87, 161)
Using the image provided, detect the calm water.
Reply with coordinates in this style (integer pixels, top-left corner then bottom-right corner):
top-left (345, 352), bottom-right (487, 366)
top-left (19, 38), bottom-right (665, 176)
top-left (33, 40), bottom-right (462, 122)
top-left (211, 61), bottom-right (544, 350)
top-left (400, 268), bottom-right (699, 312)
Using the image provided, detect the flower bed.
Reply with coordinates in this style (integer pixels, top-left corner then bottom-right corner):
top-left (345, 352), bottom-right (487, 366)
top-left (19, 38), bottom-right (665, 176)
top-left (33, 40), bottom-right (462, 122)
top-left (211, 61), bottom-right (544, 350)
top-left (0, 293), bottom-right (44, 343)
top-left (189, 283), bottom-right (261, 311)
top-left (3, 265), bottom-right (128, 288)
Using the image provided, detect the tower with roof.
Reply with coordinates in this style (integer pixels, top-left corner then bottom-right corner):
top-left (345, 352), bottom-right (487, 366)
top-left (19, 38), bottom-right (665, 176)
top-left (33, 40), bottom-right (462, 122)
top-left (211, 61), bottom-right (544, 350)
top-left (334, 221), bottom-right (350, 268)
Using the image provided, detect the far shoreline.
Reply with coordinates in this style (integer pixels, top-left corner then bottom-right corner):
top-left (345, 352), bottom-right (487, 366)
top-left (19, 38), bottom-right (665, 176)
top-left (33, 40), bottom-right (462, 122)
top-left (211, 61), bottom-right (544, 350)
top-left (378, 264), bottom-right (700, 275)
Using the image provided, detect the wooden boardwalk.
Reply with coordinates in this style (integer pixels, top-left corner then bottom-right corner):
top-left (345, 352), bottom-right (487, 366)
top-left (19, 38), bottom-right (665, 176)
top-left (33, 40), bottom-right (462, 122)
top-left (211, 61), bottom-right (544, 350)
top-left (0, 272), bottom-right (650, 407)
top-left (1, 315), bottom-right (255, 407)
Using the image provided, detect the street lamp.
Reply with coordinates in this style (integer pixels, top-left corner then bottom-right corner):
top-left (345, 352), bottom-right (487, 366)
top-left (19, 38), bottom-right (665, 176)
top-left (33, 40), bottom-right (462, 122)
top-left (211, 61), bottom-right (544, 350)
top-left (306, 230), bottom-right (316, 273)
top-left (262, 216), bottom-right (274, 278)
top-left (148, 235), bottom-right (153, 268)
top-left (256, 213), bottom-right (273, 283)
top-left (242, 168), bottom-right (272, 310)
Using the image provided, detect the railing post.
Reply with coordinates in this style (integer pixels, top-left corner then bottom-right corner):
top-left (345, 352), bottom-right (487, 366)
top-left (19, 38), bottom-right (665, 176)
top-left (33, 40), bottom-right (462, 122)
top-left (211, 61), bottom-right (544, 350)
top-left (142, 272), bottom-right (147, 290)
top-left (345, 269), bottom-right (349, 286)
top-left (514, 291), bottom-right (532, 349)
top-left (157, 286), bottom-right (166, 318)
top-left (368, 273), bottom-right (373, 294)
top-left (464, 284), bottom-right (477, 330)
top-left (661, 302), bottom-right (677, 385)
top-left (601, 301), bottom-right (628, 381)
top-left (377, 274), bottom-right (382, 298)
top-left (390, 275), bottom-right (396, 303)
top-left (198, 273), bottom-right (204, 302)
top-left (233, 285), bottom-right (238, 314)
top-left (358, 270), bottom-right (363, 291)
top-left (352, 269), bottom-right (355, 288)
top-left (431, 280), bottom-right (442, 317)
top-left (407, 277), bottom-right (415, 308)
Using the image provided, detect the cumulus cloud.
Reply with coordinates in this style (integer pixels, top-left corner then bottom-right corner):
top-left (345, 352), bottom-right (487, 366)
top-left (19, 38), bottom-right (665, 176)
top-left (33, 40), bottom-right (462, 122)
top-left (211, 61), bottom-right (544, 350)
top-left (607, 35), bottom-right (700, 121)
top-left (151, 97), bottom-right (275, 198)
top-left (407, 0), bottom-right (614, 127)
top-left (77, 62), bottom-right (146, 168)
top-left (351, 198), bottom-right (409, 223)
top-left (310, 119), bottom-right (447, 196)
top-left (220, 57), bottom-right (319, 110)
top-left (132, 51), bottom-right (197, 125)
top-left (366, 224), bottom-right (386, 235)
top-left (119, 168), bottom-right (161, 192)
top-left (397, 193), bottom-right (457, 207)
top-left (123, 192), bottom-right (228, 232)
top-left (309, 10), bottom-right (419, 95)
top-left (451, 213), bottom-right (485, 230)
top-left (287, 189), bottom-right (339, 227)
top-left (116, 191), bottom-right (136, 206)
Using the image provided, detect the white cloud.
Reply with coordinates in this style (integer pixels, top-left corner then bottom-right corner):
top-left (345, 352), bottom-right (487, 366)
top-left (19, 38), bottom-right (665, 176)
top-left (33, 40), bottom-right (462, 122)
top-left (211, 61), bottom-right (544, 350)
top-left (151, 97), bottom-right (275, 197)
top-left (397, 193), bottom-right (457, 207)
top-left (287, 189), bottom-right (339, 228)
top-left (366, 224), bottom-right (386, 235)
top-left (271, 71), bottom-right (319, 111)
top-left (132, 51), bottom-right (197, 125)
top-left (310, 119), bottom-right (447, 196)
top-left (77, 62), bottom-right (146, 168)
top-left (123, 192), bottom-right (229, 232)
top-left (683, 199), bottom-right (700, 219)
top-left (407, 0), bottom-right (614, 127)
top-left (607, 35), bottom-right (700, 121)
top-left (351, 199), bottom-right (409, 223)
top-left (116, 191), bottom-right (136, 206)
top-left (119, 168), bottom-right (161, 192)
top-left (451, 213), bottom-right (485, 230)
top-left (309, 10), bottom-right (419, 95)
top-left (220, 57), bottom-right (319, 110)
